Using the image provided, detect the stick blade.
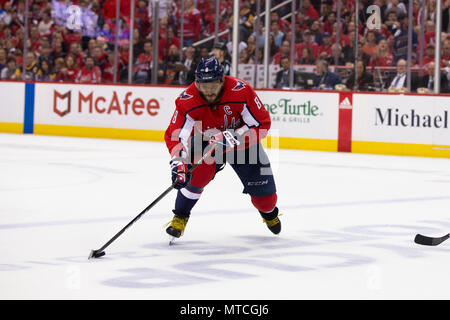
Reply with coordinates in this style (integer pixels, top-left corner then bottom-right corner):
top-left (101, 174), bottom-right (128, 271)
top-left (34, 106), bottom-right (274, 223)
top-left (414, 233), bottom-right (450, 246)
top-left (88, 250), bottom-right (106, 259)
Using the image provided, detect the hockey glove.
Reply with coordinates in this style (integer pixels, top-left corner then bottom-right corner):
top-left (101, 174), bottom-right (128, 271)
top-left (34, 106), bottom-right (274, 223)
top-left (170, 156), bottom-right (191, 190)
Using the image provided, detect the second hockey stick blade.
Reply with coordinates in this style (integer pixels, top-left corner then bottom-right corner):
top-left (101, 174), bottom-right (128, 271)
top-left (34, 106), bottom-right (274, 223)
top-left (414, 233), bottom-right (450, 246)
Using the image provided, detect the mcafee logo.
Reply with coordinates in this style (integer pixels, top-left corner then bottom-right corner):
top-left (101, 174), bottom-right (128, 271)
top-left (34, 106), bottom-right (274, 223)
top-left (54, 90), bottom-right (71, 117)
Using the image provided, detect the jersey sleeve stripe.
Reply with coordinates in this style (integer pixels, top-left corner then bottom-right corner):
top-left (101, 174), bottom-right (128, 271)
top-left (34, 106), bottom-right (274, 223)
top-left (241, 104), bottom-right (261, 128)
top-left (179, 114), bottom-right (195, 152)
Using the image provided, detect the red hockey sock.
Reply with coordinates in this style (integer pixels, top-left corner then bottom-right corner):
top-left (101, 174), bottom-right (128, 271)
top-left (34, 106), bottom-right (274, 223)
top-left (251, 193), bottom-right (277, 213)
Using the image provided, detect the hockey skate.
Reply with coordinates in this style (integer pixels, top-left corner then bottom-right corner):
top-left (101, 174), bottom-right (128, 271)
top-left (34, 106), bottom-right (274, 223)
top-left (166, 211), bottom-right (189, 242)
top-left (260, 207), bottom-right (281, 235)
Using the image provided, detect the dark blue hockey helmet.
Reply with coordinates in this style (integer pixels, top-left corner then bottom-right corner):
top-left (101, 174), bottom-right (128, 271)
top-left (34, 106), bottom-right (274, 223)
top-left (195, 57), bottom-right (224, 83)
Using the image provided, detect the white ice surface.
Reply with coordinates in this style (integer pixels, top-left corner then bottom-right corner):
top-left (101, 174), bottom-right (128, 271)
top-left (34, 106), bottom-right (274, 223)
top-left (0, 133), bottom-right (450, 299)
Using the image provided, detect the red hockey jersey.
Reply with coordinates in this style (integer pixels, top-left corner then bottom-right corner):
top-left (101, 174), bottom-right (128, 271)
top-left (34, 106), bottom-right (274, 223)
top-left (165, 76), bottom-right (271, 158)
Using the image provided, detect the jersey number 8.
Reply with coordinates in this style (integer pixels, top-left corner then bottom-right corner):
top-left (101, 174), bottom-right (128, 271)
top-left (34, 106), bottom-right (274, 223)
top-left (254, 96), bottom-right (263, 110)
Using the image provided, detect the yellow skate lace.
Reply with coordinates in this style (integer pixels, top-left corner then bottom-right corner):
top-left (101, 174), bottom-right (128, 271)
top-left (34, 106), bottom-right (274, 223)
top-left (262, 214), bottom-right (282, 227)
top-left (164, 216), bottom-right (188, 233)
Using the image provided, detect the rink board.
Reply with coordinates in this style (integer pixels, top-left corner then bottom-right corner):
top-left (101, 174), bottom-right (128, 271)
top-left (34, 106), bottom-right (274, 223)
top-left (31, 83), bottom-right (340, 152)
top-left (352, 93), bottom-right (450, 158)
top-left (0, 81), bottom-right (25, 133)
top-left (258, 90), bottom-right (339, 152)
top-left (1, 81), bottom-right (449, 158)
top-left (33, 82), bottom-right (175, 130)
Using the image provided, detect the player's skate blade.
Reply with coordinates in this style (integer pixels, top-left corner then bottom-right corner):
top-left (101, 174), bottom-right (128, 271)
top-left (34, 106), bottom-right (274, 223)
top-left (169, 236), bottom-right (178, 246)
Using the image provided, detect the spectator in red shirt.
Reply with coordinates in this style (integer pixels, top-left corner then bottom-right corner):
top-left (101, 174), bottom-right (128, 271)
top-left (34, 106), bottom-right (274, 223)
top-left (9, 9), bottom-right (23, 34)
top-left (103, 0), bottom-right (131, 20)
top-left (196, 0), bottom-right (211, 16)
top-left (30, 1), bottom-right (42, 22)
top-left (295, 11), bottom-right (309, 33)
top-left (177, 0), bottom-right (203, 46)
top-left (101, 52), bottom-right (118, 83)
top-left (12, 27), bottom-right (25, 51)
top-left (135, 0), bottom-right (149, 22)
top-left (369, 39), bottom-right (394, 67)
top-left (422, 44), bottom-right (435, 66)
top-left (135, 0), bottom-right (151, 35)
top-left (76, 56), bottom-right (101, 83)
top-left (318, 32), bottom-right (333, 60)
top-left (63, 29), bottom-right (83, 49)
top-left (29, 26), bottom-right (41, 52)
top-left (12, 48), bottom-right (23, 67)
top-left (118, 40), bottom-right (129, 70)
top-left (271, 11), bottom-right (290, 35)
top-left (0, 0), bottom-right (10, 6)
top-left (424, 20), bottom-right (436, 47)
top-left (159, 26), bottom-right (180, 62)
top-left (133, 40), bottom-right (153, 83)
top-left (331, 22), bottom-right (350, 48)
top-left (272, 40), bottom-right (293, 65)
top-left (301, 0), bottom-right (320, 22)
top-left (319, 0), bottom-right (332, 22)
top-left (322, 11), bottom-right (337, 35)
top-left (203, 14), bottom-right (229, 42)
top-left (295, 30), bottom-right (320, 59)
top-left (69, 41), bottom-right (86, 68)
top-left (92, 45), bottom-right (108, 67)
top-left (120, 0), bottom-right (131, 17)
top-left (102, 1), bottom-right (115, 20)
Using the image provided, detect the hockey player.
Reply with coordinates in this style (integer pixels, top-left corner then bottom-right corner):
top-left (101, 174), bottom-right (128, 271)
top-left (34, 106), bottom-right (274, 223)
top-left (164, 57), bottom-right (280, 239)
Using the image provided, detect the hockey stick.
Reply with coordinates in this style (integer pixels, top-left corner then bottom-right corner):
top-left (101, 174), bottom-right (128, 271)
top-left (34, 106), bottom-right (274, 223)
top-left (414, 233), bottom-right (450, 246)
top-left (88, 144), bottom-right (218, 259)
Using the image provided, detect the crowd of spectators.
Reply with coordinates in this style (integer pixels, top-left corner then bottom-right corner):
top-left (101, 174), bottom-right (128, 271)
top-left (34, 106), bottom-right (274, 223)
top-left (0, 0), bottom-right (449, 92)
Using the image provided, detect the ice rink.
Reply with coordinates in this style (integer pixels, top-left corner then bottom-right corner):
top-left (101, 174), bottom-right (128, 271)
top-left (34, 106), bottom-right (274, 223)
top-left (1, 132), bottom-right (449, 300)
